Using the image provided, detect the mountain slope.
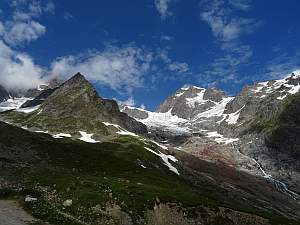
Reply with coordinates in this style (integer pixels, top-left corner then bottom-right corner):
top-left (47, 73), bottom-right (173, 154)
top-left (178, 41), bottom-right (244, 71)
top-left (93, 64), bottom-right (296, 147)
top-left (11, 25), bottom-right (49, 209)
top-left (0, 121), bottom-right (299, 225)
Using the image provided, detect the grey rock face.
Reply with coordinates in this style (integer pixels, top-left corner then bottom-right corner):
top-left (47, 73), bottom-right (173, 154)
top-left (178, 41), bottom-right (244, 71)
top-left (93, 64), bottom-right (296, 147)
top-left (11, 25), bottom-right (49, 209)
top-left (120, 106), bottom-right (149, 120)
top-left (203, 87), bottom-right (227, 102)
top-left (20, 88), bottom-right (57, 108)
top-left (0, 85), bottom-right (9, 102)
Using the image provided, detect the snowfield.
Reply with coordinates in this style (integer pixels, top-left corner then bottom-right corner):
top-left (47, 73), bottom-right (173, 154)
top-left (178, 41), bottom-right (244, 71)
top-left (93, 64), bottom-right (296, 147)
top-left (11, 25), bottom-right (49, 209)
top-left (138, 109), bottom-right (190, 135)
top-left (0, 98), bottom-right (32, 112)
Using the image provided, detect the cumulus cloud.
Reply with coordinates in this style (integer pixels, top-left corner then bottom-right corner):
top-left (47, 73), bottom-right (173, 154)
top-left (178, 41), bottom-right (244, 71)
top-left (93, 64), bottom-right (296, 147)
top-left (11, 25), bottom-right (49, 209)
top-left (154, 0), bottom-right (175, 20)
top-left (48, 45), bottom-right (190, 94)
top-left (0, 0), bottom-right (53, 46)
top-left (0, 40), bottom-right (44, 91)
top-left (49, 45), bottom-right (154, 93)
top-left (2, 21), bottom-right (46, 46)
top-left (0, 0), bottom-right (52, 90)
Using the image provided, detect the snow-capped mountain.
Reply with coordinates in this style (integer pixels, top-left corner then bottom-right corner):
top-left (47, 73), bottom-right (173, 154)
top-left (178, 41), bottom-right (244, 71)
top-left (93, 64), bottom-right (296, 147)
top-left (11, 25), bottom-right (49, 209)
top-left (122, 70), bottom-right (300, 136)
top-left (120, 70), bottom-right (300, 199)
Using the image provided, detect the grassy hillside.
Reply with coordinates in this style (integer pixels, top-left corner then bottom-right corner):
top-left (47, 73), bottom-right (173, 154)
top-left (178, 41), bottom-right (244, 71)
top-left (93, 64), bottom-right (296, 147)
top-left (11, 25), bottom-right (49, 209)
top-left (249, 92), bottom-right (300, 160)
top-left (0, 122), bottom-right (299, 225)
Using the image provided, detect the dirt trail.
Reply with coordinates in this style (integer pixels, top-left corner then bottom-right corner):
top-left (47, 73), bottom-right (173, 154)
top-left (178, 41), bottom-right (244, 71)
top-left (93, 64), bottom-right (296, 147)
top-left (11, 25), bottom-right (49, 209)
top-left (0, 200), bottom-right (35, 225)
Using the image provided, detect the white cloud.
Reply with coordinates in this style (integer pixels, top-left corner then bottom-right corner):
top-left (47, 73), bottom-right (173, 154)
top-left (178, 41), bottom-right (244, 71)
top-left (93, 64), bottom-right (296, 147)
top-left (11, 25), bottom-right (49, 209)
top-left (154, 0), bottom-right (175, 20)
top-left (49, 45), bottom-right (190, 94)
top-left (0, 40), bottom-right (44, 91)
top-left (2, 21), bottom-right (46, 46)
top-left (0, 0), bottom-right (54, 46)
top-left (0, 0), bottom-right (52, 91)
top-left (11, 0), bottom-right (54, 20)
top-left (49, 45), bottom-right (154, 93)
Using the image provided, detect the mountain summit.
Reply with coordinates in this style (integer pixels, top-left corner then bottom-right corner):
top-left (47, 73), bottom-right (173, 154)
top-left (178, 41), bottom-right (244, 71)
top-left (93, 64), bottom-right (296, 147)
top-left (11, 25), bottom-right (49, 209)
top-left (1, 73), bottom-right (147, 137)
top-left (37, 72), bottom-right (147, 135)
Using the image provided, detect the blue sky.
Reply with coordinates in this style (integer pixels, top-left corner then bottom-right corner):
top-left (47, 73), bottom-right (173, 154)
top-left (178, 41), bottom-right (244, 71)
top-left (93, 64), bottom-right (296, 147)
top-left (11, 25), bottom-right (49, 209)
top-left (0, 0), bottom-right (300, 110)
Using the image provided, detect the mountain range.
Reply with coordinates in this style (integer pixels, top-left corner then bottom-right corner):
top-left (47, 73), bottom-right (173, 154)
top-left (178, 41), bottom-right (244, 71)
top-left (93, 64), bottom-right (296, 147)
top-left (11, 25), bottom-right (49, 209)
top-left (0, 71), bottom-right (300, 225)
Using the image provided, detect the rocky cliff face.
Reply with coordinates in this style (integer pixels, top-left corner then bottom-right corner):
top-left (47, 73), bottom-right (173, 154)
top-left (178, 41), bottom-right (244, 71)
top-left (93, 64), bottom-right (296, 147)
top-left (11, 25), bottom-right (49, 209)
top-left (0, 85), bottom-right (9, 102)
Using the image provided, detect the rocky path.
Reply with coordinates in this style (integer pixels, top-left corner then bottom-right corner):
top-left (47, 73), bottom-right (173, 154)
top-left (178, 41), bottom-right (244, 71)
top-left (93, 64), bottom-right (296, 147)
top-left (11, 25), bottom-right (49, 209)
top-left (0, 200), bottom-right (36, 225)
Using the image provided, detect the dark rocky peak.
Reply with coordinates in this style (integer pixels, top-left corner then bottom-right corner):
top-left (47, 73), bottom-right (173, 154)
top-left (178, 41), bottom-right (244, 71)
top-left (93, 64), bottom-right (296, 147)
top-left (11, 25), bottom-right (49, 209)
top-left (59, 72), bottom-right (93, 91)
top-left (32, 73), bottom-right (147, 135)
top-left (0, 85), bottom-right (9, 102)
top-left (39, 73), bottom-right (108, 117)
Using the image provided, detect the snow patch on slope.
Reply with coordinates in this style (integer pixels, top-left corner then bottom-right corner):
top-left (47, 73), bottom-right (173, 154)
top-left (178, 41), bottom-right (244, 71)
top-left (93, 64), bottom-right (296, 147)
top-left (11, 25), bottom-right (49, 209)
top-left (78, 131), bottom-right (99, 143)
top-left (16, 105), bottom-right (41, 114)
top-left (144, 147), bottom-right (179, 175)
top-left (103, 122), bottom-right (139, 137)
top-left (225, 105), bottom-right (245, 125)
top-left (194, 97), bottom-right (234, 119)
top-left (206, 131), bottom-right (239, 145)
top-left (53, 133), bottom-right (72, 139)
